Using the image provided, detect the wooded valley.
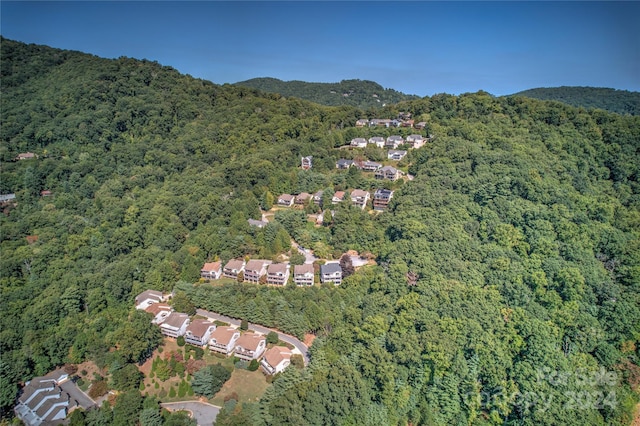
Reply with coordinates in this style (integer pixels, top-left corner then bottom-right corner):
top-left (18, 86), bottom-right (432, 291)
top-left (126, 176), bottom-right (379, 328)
top-left (1, 37), bottom-right (639, 425)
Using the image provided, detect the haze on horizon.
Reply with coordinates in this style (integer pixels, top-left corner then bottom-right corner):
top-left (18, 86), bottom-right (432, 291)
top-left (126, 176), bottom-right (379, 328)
top-left (1, 1), bottom-right (638, 97)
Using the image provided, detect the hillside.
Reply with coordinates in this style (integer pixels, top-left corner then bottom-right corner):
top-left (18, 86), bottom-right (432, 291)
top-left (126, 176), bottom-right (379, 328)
top-left (1, 38), bottom-right (640, 426)
top-left (234, 77), bottom-right (419, 109)
top-left (512, 86), bottom-right (640, 115)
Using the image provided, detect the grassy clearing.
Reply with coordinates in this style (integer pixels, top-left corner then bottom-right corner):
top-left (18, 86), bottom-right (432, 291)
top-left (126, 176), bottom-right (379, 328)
top-left (211, 368), bottom-right (270, 406)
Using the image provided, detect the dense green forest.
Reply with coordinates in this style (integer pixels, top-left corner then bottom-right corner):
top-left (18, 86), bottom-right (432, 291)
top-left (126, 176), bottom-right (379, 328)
top-left (234, 77), bottom-right (419, 109)
top-left (1, 37), bottom-right (639, 425)
top-left (512, 87), bottom-right (640, 116)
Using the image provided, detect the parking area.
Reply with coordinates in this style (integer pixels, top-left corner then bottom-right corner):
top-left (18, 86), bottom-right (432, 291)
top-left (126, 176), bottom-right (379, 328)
top-left (161, 401), bottom-right (220, 426)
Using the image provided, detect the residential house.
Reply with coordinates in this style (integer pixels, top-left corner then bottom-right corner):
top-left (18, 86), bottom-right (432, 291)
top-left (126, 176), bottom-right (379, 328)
top-left (385, 135), bottom-right (405, 149)
top-left (260, 346), bottom-right (293, 375)
top-left (135, 290), bottom-right (168, 310)
top-left (145, 303), bottom-right (172, 324)
top-left (200, 261), bottom-right (222, 280)
top-left (277, 194), bottom-right (295, 207)
top-left (373, 189), bottom-right (394, 211)
top-left (16, 152), bottom-right (37, 160)
top-left (244, 259), bottom-right (272, 283)
top-left (295, 192), bottom-right (311, 205)
top-left (159, 312), bottom-right (190, 338)
top-left (370, 119), bottom-right (395, 128)
top-left (350, 138), bottom-right (368, 148)
top-left (40, 190), bottom-right (52, 197)
top-left (14, 369), bottom-right (79, 426)
top-left (350, 189), bottom-right (370, 210)
top-left (401, 119), bottom-right (415, 128)
top-left (293, 264), bottom-right (315, 286)
top-left (223, 259), bottom-right (245, 280)
top-left (361, 161), bottom-right (382, 172)
top-left (312, 190), bottom-right (323, 206)
top-left (301, 156), bottom-right (313, 170)
top-left (184, 319), bottom-right (216, 347)
top-left (355, 118), bottom-right (369, 127)
top-left (331, 191), bottom-right (346, 204)
top-left (406, 134), bottom-right (426, 149)
top-left (388, 150), bottom-right (408, 161)
top-left (336, 159), bottom-right (355, 169)
top-left (0, 193), bottom-right (16, 206)
top-left (368, 136), bottom-right (385, 148)
top-left (320, 262), bottom-right (343, 285)
top-left (375, 166), bottom-right (402, 181)
top-left (234, 333), bottom-right (267, 361)
top-left (266, 263), bottom-right (290, 285)
top-left (415, 121), bottom-right (427, 129)
top-left (248, 218), bottom-right (268, 228)
top-left (209, 327), bottom-right (241, 356)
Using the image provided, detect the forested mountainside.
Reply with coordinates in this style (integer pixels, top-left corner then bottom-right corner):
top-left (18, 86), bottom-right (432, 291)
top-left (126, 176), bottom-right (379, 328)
top-left (234, 77), bottom-right (419, 109)
top-left (1, 37), bottom-right (639, 425)
top-left (512, 86), bottom-right (640, 116)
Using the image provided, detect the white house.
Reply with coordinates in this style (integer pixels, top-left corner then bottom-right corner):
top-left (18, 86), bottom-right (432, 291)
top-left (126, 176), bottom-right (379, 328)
top-left (222, 259), bottom-right (246, 280)
top-left (200, 261), bottom-right (222, 280)
top-left (266, 263), bottom-right (290, 285)
top-left (184, 319), bottom-right (216, 347)
top-left (406, 134), bottom-right (426, 149)
top-left (350, 189), bottom-right (370, 210)
top-left (368, 136), bottom-right (385, 148)
top-left (293, 264), bottom-right (315, 286)
top-left (320, 262), bottom-right (343, 285)
top-left (350, 138), bottom-right (368, 148)
top-left (208, 327), bottom-right (241, 356)
top-left (159, 312), bottom-right (190, 338)
top-left (244, 259), bottom-right (272, 283)
top-left (260, 346), bottom-right (293, 375)
top-left (145, 303), bottom-right (173, 324)
top-left (234, 333), bottom-right (267, 361)
top-left (14, 369), bottom-right (78, 426)
top-left (135, 290), bottom-right (168, 310)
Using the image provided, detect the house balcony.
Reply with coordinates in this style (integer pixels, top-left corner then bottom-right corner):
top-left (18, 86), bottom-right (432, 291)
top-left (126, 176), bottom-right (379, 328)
top-left (234, 348), bottom-right (257, 361)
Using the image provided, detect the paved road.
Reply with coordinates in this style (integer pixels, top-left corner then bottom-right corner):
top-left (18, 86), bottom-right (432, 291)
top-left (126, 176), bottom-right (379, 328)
top-left (196, 309), bottom-right (309, 364)
top-left (292, 241), bottom-right (317, 264)
top-left (59, 379), bottom-right (96, 410)
top-left (161, 401), bottom-right (220, 426)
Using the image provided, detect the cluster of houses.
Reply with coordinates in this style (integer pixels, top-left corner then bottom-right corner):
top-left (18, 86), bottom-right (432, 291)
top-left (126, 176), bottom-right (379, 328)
top-left (134, 290), bottom-right (295, 376)
top-left (335, 159), bottom-right (405, 181)
top-left (14, 369), bottom-right (94, 426)
top-left (354, 112), bottom-right (427, 130)
top-left (275, 187), bottom-right (393, 211)
top-left (349, 134), bottom-right (429, 150)
top-left (200, 259), bottom-right (343, 286)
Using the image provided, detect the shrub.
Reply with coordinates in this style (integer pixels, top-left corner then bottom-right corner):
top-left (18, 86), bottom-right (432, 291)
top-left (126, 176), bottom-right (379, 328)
top-left (248, 359), bottom-right (259, 371)
top-left (176, 336), bottom-right (186, 347)
top-left (80, 369), bottom-right (88, 376)
top-left (169, 387), bottom-right (176, 398)
top-left (266, 332), bottom-right (279, 345)
top-left (240, 319), bottom-right (248, 331)
top-left (88, 380), bottom-right (108, 399)
top-left (224, 392), bottom-right (239, 403)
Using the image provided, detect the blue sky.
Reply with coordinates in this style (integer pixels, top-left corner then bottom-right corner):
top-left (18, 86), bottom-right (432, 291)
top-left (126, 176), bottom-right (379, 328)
top-left (1, 1), bottom-right (638, 96)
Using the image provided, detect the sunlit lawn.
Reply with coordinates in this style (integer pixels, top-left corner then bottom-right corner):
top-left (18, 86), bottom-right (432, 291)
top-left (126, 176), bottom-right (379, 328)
top-left (211, 368), bottom-right (270, 406)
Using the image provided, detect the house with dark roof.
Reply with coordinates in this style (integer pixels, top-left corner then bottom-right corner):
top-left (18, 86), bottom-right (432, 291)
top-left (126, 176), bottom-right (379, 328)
top-left (234, 333), bottom-right (267, 361)
top-left (320, 262), bottom-right (343, 285)
top-left (248, 218), bottom-right (268, 228)
top-left (185, 319), bottom-right (216, 347)
top-left (201, 261), bottom-right (222, 280)
top-left (336, 159), bottom-right (355, 169)
top-left (14, 369), bottom-right (83, 426)
top-left (385, 135), bottom-right (405, 149)
top-left (312, 190), bottom-right (323, 206)
top-left (261, 346), bottom-right (293, 375)
top-left (375, 165), bottom-right (402, 181)
top-left (373, 189), bottom-right (394, 211)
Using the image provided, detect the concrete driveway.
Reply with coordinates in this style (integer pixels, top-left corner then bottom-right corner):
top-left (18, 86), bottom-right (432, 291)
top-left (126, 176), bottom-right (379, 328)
top-left (161, 401), bottom-right (220, 426)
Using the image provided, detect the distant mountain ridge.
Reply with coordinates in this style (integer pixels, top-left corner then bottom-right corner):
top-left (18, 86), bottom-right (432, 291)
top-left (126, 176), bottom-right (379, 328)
top-left (511, 86), bottom-right (640, 115)
top-left (234, 77), bottom-right (419, 109)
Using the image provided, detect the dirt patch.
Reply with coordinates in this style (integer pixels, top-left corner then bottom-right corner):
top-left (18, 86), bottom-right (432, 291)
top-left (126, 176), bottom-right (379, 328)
top-left (304, 334), bottom-right (316, 347)
top-left (75, 360), bottom-right (105, 381)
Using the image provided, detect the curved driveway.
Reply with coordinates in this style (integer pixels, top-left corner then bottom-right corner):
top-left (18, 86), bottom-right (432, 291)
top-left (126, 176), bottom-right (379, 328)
top-left (195, 309), bottom-right (309, 364)
top-left (161, 401), bottom-right (220, 426)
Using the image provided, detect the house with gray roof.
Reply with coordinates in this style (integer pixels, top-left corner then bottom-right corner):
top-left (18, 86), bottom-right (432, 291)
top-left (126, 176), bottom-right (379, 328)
top-left (320, 262), bottom-right (343, 285)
